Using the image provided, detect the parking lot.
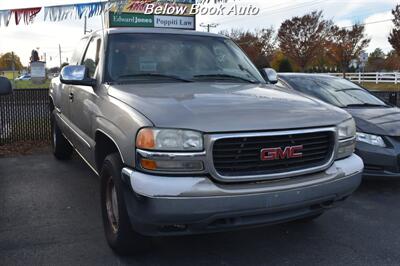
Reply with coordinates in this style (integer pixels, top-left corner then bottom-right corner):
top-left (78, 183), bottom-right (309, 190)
top-left (1, 152), bottom-right (400, 266)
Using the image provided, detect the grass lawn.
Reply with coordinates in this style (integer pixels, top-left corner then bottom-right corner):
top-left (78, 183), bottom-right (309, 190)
top-left (13, 80), bottom-right (50, 89)
top-left (361, 83), bottom-right (400, 92)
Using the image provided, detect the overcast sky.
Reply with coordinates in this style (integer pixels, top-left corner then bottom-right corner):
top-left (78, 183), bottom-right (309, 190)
top-left (0, 0), bottom-right (398, 67)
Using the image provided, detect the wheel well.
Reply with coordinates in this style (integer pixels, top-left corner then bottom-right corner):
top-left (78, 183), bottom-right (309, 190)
top-left (95, 132), bottom-right (121, 172)
top-left (49, 97), bottom-right (54, 112)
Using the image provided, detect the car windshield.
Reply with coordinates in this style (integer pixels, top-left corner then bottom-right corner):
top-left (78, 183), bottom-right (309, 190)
top-left (105, 33), bottom-right (265, 84)
top-left (283, 76), bottom-right (387, 108)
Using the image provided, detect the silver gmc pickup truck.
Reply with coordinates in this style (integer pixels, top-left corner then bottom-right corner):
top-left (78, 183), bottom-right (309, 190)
top-left (49, 28), bottom-right (363, 254)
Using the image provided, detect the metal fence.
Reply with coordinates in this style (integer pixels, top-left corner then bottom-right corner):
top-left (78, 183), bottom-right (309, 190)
top-left (328, 72), bottom-right (399, 84)
top-left (0, 89), bottom-right (50, 145)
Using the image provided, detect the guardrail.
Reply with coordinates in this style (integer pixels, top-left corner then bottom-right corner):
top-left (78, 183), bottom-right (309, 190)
top-left (328, 72), bottom-right (399, 84)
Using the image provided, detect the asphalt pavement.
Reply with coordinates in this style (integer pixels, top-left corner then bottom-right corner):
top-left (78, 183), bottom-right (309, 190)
top-left (1, 152), bottom-right (400, 266)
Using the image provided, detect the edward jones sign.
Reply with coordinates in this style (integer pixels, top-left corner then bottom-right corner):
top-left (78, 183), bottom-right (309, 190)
top-left (107, 0), bottom-right (196, 30)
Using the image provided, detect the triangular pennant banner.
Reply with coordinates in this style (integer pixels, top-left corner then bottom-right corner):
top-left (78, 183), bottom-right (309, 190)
top-left (75, 2), bottom-right (105, 19)
top-left (0, 10), bottom-right (11, 27)
top-left (44, 5), bottom-right (76, 22)
top-left (11, 7), bottom-right (41, 25)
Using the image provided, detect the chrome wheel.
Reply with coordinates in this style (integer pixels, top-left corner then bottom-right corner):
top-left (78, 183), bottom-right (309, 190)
top-left (106, 177), bottom-right (119, 233)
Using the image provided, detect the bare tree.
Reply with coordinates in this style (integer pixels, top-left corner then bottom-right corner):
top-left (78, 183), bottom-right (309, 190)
top-left (278, 11), bottom-right (333, 71)
top-left (389, 5), bottom-right (400, 56)
top-left (328, 24), bottom-right (370, 77)
top-left (221, 28), bottom-right (276, 68)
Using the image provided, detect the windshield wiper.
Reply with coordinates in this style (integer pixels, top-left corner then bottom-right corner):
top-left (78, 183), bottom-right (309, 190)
top-left (344, 103), bottom-right (388, 108)
top-left (193, 74), bottom-right (258, 84)
top-left (118, 73), bottom-right (193, 83)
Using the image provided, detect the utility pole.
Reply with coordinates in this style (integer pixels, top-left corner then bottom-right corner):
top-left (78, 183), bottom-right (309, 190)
top-left (84, 16), bottom-right (87, 35)
top-left (11, 52), bottom-right (15, 81)
top-left (199, 23), bottom-right (219, 32)
top-left (84, 16), bottom-right (92, 35)
top-left (59, 44), bottom-right (62, 68)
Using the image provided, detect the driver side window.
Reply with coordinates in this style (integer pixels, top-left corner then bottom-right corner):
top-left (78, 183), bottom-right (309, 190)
top-left (82, 37), bottom-right (101, 78)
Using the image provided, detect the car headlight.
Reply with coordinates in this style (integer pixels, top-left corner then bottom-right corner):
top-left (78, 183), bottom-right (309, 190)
top-left (136, 128), bottom-right (203, 151)
top-left (356, 132), bottom-right (386, 148)
top-left (136, 128), bottom-right (204, 173)
top-left (338, 118), bottom-right (356, 140)
top-left (336, 119), bottom-right (356, 159)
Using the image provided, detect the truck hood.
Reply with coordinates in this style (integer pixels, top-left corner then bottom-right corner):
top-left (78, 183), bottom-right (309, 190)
top-left (108, 83), bottom-right (350, 133)
top-left (346, 107), bottom-right (400, 137)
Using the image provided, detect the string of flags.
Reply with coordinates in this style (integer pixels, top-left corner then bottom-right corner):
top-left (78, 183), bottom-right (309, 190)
top-left (0, 0), bottom-right (131, 27)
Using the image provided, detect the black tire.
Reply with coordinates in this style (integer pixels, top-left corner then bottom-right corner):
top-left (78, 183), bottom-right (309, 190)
top-left (51, 113), bottom-right (73, 160)
top-left (100, 153), bottom-right (149, 255)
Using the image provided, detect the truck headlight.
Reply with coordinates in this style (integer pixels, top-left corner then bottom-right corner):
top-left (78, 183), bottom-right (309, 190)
top-left (336, 119), bottom-right (356, 159)
top-left (136, 128), bottom-right (205, 173)
top-left (136, 128), bottom-right (203, 151)
top-left (356, 132), bottom-right (386, 148)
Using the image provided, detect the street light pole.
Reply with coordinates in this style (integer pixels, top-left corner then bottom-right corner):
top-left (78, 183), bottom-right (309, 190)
top-left (199, 23), bottom-right (219, 32)
top-left (11, 52), bottom-right (15, 81)
top-left (59, 44), bottom-right (62, 68)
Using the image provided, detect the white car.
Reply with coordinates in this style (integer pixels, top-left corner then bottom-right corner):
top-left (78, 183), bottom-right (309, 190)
top-left (15, 74), bottom-right (31, 81)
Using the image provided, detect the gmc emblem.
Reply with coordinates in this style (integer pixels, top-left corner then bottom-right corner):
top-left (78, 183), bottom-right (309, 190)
top-left (260, 145), bottom-right (303, 161)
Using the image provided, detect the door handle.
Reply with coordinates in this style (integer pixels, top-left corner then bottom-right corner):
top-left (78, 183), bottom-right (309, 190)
top-left (69, 92), bottom-right (74, 102)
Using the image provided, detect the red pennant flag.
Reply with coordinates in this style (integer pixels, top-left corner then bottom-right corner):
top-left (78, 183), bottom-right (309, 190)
top-left (12, 7), bottom-right (41, 25)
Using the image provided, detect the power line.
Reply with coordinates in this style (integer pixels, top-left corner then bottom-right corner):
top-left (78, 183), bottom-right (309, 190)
top-left (213, 0), bottom-right (327, 25)
top-left (342, 18), bottom-right (393, 28)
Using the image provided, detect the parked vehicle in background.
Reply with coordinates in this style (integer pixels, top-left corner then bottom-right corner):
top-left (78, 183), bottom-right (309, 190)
top-left (50, 28), bottom-right (363, 255)
top-left (15, 74), bottom-right (31, 81)
top-left (0, 76), bottom-right (13, 95)
top-left (277, 73), bottom-right (400, 178)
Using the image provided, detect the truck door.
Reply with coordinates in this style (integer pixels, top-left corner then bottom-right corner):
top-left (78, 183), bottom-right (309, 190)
top-left (69, 36), bottom-right (101, 164)
top-left (56, 37), bottom-right (89, 143)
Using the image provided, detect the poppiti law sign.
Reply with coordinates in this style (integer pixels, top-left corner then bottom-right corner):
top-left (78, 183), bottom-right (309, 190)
top-left (106, 0), bottom-right (196, 30)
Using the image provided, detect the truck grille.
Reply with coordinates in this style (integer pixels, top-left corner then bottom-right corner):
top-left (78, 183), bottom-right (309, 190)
top-left (212, 131), bottom-right (334, 178)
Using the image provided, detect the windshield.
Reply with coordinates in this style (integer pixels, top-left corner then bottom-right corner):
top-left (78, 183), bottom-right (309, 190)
top-left (105, 33), bottom-right (265, 84)
top-left (283, 76), bottom-right (387, 107)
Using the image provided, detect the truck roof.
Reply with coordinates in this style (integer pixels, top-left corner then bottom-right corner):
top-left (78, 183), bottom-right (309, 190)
top-left (90, 27), bottom-right (227, 38)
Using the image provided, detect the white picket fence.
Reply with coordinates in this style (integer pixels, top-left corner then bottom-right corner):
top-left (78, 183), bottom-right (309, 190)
top-left (328, 72), bottom-right (399, 84)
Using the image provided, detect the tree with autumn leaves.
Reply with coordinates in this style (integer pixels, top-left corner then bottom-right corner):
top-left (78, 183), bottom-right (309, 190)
top-left (227, 10), bottom-right (373, 74)
top-left (277, 11), bottom-right (333, 72)
top-left (0, 52), bottom-right (24, 71)
top-left (277, 11), bottom-right (370, 74)
top-left (220, 28), bottom-right (276, 68)
top-left (327, 24), bottom-right (370, 76)
top-left (389, 4), bottom-right (400, 56)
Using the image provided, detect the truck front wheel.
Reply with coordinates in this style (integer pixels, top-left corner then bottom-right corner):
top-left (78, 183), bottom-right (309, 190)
top-left (100, 153), bottom-right (149, 255)
top-left (51, 114), bottom-right (73, 160)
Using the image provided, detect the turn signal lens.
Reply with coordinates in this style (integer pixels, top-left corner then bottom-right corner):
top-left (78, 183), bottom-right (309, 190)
top-left (140, 159), bottom-right (157, 170)
top-left (136, 128), bottom-right (155, 149)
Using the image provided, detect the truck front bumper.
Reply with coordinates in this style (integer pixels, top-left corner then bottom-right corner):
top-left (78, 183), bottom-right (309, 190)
top-left (121, 154), bottom-right (363, 236)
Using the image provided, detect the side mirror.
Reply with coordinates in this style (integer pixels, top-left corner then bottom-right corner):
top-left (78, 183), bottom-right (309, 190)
top-left (260, 68), bottom-right (278, 84)
top-left (60, 65), bottom-right (96, 86)
top-left (0, 76), bottom-right (13, 96)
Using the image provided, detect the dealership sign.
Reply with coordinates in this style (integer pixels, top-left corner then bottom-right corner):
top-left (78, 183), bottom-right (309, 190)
top-left (107, 0), bottom-right (196, 30)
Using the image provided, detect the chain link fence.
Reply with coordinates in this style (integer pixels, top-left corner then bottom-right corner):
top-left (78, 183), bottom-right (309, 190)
top-left (0, 89), bottom-right (51, 145)
top-left (372, 91), bottom-right (400, 107)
